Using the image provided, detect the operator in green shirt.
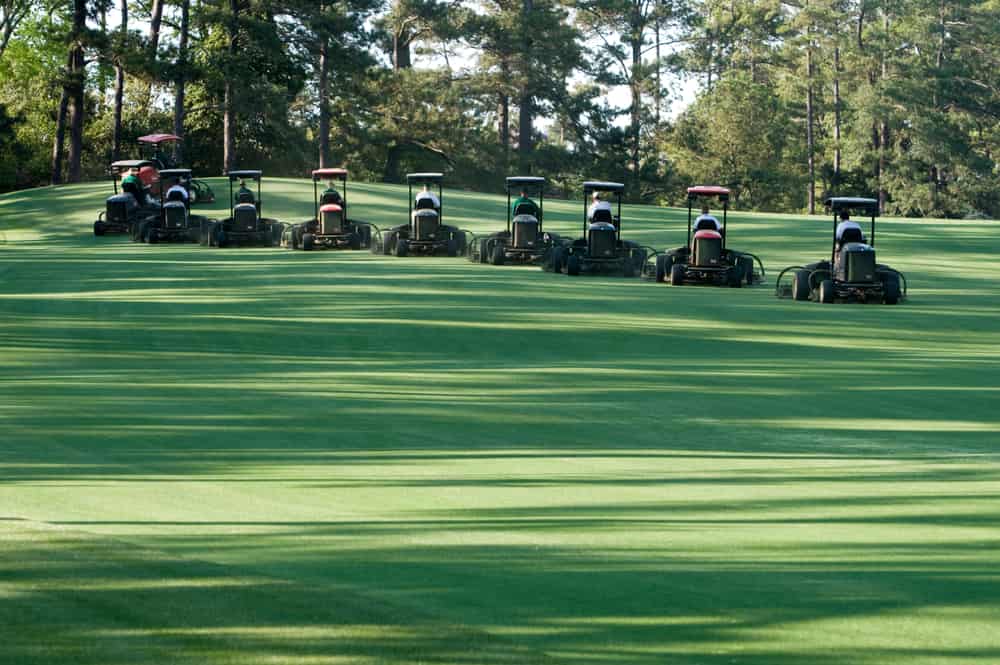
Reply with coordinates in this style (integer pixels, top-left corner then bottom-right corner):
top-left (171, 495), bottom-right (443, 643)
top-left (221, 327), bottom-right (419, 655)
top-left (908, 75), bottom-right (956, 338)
top-left (511, 189), bottom-right (539, 218)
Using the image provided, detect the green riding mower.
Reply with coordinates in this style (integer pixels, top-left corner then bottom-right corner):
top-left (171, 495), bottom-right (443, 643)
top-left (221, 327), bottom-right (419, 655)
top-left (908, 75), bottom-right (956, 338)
top-left (775, 196), bottom-right (906, 304)
top-left (283, 168), bottom-right (374, 250)
top-left (373, 173), bottom-right (470, 257)
top-left (199, 170), bottom-right (285, 248)
top-left (92, 160), bottom-right (162, 237)
top-left (468, 176), bottom-right (568, 265)
top-left (647, 186), bottom-right (764, 287)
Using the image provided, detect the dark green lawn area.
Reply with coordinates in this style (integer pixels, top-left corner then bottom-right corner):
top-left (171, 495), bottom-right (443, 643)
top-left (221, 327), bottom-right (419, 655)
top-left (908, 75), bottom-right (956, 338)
top-left (1, 178), bottom-right (999, 664)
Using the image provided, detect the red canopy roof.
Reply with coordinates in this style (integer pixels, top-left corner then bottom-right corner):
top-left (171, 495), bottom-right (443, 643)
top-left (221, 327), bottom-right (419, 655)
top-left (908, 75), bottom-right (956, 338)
top-left (138, 133), bottom-right (182, 144)
top-left (687, 185), bottom-right (730, 197)
top-left (312, 168), bottom-right (348, 179)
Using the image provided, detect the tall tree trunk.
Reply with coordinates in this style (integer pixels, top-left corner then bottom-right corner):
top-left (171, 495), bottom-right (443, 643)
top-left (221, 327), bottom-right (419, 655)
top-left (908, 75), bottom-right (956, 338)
top-left (517, 0), bottom-right (533, 170)
top-left (877, 10), bottom-right (889, 213)
top-left (112, 0), bottom-right (127, 161)
top-left (173, 0), bottom-right (190, 163)
top-left (393, 30), bottom-right (411, 70)
top-left (66, 0), bottom-right (86, 183)
top-left (654, 14), bottom-right (660, 124)
top-left (317, 26), bottom-right (330, 168)
top-left (143, 0), bottom-right (164, 106)
top-left (833, 44), bottom-right (841, 187)
top-left (806, 41), bottom-right (815, 213)
top-left (223, 0), bottom-right (238, 173)
top-left (628, 23), bottom-right (641, 192)
top-left (51, 53), bottom-right (71, 185)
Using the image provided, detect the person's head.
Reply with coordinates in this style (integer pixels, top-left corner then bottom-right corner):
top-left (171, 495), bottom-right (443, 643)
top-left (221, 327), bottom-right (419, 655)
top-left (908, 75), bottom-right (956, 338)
top-left (592, 191), bottom-right (601, 202)
top-left (701, 204), bottom-right (710, 215)
top-left (422, 184), bottom-right (430, 192)
top-left (520, 190), bottom-right (527, 198)
top-left (239, 178), bottom-right (247, 188)
top-left (839, 210), bottom-right (850, 221)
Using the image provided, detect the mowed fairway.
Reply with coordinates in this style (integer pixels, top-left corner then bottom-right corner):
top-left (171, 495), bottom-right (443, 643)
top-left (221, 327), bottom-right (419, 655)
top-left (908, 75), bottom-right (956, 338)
top-left (1, 178), bottom-right (999, 664)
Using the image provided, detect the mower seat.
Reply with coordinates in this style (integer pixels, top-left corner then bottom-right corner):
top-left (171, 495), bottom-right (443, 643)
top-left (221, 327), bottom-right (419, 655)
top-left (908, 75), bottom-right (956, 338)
top-left (838, 226), bottom-right (865, 246)
top-left (513, 202), bottom-right (538, 218)
top-left (415, 196), bottom-right (437, 211)
top-left (237, 190), bottom-right (255, 204)
top-left (694, 218), bottom-right (721, 232)
top-left (321, 192), bottom-right (342, 206)
top-left (591, 208), bottom-right (613, 224)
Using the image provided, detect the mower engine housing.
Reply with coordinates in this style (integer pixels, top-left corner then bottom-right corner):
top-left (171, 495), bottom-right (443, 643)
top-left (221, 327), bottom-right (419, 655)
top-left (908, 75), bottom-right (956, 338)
top-left (512, 215), bottom-right (539, 249)
top-left (320, 204), bottom-right (344, 235)
top-left (588, 222), bottom-right (617, 258)
top-left (233, 203), bottom-right (258, 233)
top-left (412, 209), bottom-right (439, 241)
top-left (163, 202), bottom-right (187, 229)
top-left (839, 243), bottom-right (876, 282)
top-left (692, 230), bottom-right (723, 267)
top-left (106, 194), bottom-right (133, 226)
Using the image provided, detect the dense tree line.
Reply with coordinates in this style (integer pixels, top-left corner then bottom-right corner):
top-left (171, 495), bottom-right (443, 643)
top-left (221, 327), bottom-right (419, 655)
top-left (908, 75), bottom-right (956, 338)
top-left (0, 0), bottom-right (997, 216)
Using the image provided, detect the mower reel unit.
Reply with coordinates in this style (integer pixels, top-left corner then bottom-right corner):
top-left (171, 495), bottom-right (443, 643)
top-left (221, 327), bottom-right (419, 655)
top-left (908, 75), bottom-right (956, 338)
top-left (374, 173), bottom-right (469, 257)
top-left (775, 196), bottom-right (906, 304)
top-left (92, 159), bottom-right (162, 237)
top-left (282, 168), bottom-right (374, 251)
top-left (137, 133), bottom-right (215, 204)
top-left (467, 176), bottom-right (566, 265)
top-left (649, 186), bottom-right (763, 287)
top-left (199, 170), bottom-right (285, 248)
top-left (135, 169), bottom-right (213, 244)
top-left (551, 181), bottom-right (646, 277)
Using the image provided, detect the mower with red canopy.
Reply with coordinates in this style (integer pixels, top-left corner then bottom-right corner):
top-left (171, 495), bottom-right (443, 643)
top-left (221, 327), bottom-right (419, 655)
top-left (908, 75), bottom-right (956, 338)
top-left (282, 168), bottom-right (374, 250)
top-left (648, 186), bottom-right (763, 287)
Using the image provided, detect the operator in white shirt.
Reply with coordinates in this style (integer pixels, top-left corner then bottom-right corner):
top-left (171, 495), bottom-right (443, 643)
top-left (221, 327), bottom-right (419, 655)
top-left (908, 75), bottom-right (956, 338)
top-left (694, 204), bottom-right (722, 232)
top-left (415, 184), bottom-right (440, 210)
top-left (587, 191), bottom-right (612, 221)
top-left (835, 210), bottom-right (864, 243)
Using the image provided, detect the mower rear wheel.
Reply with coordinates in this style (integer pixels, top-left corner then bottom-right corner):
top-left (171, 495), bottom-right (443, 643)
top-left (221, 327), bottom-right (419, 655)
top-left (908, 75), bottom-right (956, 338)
top-left (740, 256), bottom-right (754, 284)
top-left (447, 238), bottom-right (458, 257)
top-left (350, 232), bottom-right (361, 250)
top-left (819, 279), bottom-right (835, 304)
top-left (302, 233), bottom-right (315, 251)
top-left (93, 221), bottom-right (105, 236)
top-left (883, 273), bottom-right (901, 305)
top-left (623, 257), bottom-right (635, 278)
top-left (655, 255), bottom-right (669, 282)
top-left (792, 270), bottom-right (811, 301)
top-left (146, 226), bottom-right (158, 244)
top-left (670, 263), bottom-right (685, 286)
top-left (490, 242), bottom-right (505, 265)
top-left (566, 254), bottom-right (581, 276)
top-left (214, 227), bottom-right (227, 248)
top-left (396, 238), bottom-right (409, 257)
top-left (728, 267), bottom-right (741, 288)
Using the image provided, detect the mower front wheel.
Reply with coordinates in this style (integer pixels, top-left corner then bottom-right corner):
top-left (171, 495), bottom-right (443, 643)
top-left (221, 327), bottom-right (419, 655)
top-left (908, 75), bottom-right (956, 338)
top-left (93, 221), bottom-right (105, 236)
top-left (396, 238), bottom-right (409, 257)
top-left (302, 233), bottom-right (315, 251)
top-left (447, 238), bottom-right (458, 257)
top-left (819, 279), bottom-right (835, 304)
top-left (883, 273), bottom-right (901, 305)
top-left (350, 232), bottom-right (362, 250)
top-left (566, 254), bottom-right (581, 276)
top-left (146, 226), bottom-right (158, 244)
top-left (728, 267), bottom-right (742, 288)
top-left (490, 242), bottom-right (505, 265)
top-left (214, 226), bottom-right (227, 248)
top-left (670, 263), bottom-right (685, 286)
top-left (655, 255), bottom-right (671, 283)
top-left (623, 257), bottom-right (635, 278)
top-left (792, 270), bottom-right (811, 301)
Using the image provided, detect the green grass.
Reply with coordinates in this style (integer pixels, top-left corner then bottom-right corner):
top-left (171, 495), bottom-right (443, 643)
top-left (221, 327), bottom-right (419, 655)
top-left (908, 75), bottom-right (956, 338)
top-left (1, 178), bottom-right (999, 664)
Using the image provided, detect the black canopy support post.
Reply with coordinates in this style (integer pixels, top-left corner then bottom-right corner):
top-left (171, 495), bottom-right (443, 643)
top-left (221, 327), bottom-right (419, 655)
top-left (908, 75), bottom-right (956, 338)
top-left (313, 177), bottom-right (318, 220)
top-left (831, 210), bottom-right (837, 266)
top-left (506, 185), bottom-right (512, 233)
top-left (871, 214), bottom-right (876, 247)
top-left (438, 180), bottom-right (443, 223)
top-left (343, 177), bottom-right (348, 218)
top-left (722, 197), bottom-right (728, 250)
top-left (616, 190), bottom-right (622, 234)
top-left (687, 196), bottom-right (693, 246)
top-left (582, 188), bottom-right (588, 234)
top-left (538, 181), bottom-right (544, 230)
top-left (408, 180), bottom-right (413, 220)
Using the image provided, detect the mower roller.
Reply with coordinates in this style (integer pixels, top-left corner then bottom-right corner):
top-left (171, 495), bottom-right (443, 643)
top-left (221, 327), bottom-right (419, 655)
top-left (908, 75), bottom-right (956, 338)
top-left (282, 168), bottom-right (374, 251)
top-left (373, 173), bottom-right (470, 257)
top-left (467, 176), bottom-right (568, 265)
top-left (647, 186), bottom-right (764, 287)
top-left (547, 181), bottom-right (646, 277)
top-left (199, 170), bottom-right (285, 248)
top-left (775, 196), bottom-right (906, 304)
top-left (92, 159), bottom-right (162, 237)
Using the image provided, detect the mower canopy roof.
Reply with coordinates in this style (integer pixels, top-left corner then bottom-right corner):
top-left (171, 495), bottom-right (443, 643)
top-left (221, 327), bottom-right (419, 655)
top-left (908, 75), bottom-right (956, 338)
top-left (826, 196), bottom-right (879, 216)
top-left (583, 181), bottom-right (625, 194)
top-left (111, 159), bottom-right (155, 170)
top-left (312, 168), bottom-right (347, 180)
top-left (506, 176), bottom-right (545, 189)
top-left (159, 168), bottom-right (192, 178)
top-left (228, 170), bottom-right (262, 181)
top-left (688, 185), bottom-right (730, 200)
top-left (138, 133), bottom-right (181, 145)
top-left (406, 172), bottom-right (444, 183)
